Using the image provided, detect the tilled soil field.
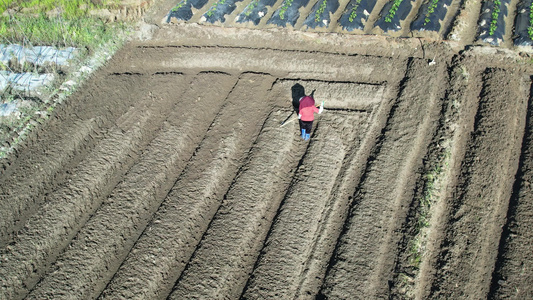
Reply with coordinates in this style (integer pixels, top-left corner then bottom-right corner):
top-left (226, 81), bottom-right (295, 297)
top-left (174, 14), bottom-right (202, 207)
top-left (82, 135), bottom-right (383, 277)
top-left (2, 1), bottom-right (533, 298)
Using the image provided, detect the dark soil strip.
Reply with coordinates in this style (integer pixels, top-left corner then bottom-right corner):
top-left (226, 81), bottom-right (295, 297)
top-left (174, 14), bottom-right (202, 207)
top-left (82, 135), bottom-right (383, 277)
top-left (0, 117), bottom-right (102, 247)
top-left (0, 74), bottom-right (188, 300)
top-left (489, 80), bottom-right (533, 299)
top-left (429, 68), bottom-right (528, 299)
top-left (241, 111), bottom-right (371, 299)
top-left (167, 109), bottom-right (306, 299)
top-left (0, 73), bottom-right (145, 247)
top-left (24, 73), bottom-right (238, 299)
top-left (98, 73), bottom-right (273, 299)
top-left (319, 58), bottom-right (445, 299)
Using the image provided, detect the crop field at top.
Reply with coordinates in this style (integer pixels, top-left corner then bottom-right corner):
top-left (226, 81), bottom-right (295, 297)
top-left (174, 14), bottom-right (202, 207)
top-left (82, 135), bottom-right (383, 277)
top-left (1, 0), bottom-right (533, 299)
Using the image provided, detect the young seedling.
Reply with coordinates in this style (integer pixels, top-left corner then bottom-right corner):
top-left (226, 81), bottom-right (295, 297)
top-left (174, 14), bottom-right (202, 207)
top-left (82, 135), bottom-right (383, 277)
top-left (348, 0), bottom-right (363, 22)
top-left (315, 0), bottom-right (328, 23)
top-left (423, 0), bottom-right (439, 26)
top-left (385, 0), bottom-right (403, 23)
top-left (489, 0), bottom-right (501, 36)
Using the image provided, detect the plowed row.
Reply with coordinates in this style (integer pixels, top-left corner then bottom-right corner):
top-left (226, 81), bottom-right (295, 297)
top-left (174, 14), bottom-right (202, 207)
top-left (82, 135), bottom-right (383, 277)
top-left (1, 25), bottom-right (533, 299)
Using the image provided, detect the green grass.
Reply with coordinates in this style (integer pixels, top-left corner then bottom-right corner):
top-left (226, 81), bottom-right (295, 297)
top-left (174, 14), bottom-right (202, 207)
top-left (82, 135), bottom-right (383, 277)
top-left (0, 0), bottom-right (131, 160)
top-left (1, 0), bottom-right (123, 49)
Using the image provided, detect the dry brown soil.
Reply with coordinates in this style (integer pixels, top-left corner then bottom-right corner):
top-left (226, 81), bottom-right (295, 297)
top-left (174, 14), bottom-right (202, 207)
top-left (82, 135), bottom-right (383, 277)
top-left (1, 0), bottom-right (533, 299)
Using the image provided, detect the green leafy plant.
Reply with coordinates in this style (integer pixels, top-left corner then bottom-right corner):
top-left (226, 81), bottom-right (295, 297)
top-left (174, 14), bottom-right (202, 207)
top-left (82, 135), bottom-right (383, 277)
top-left (489, 0), bottom-right (501, 36)
top-left (279, 0), bottom-right (293, 20)
top-left (348, 0), bottom-right (363, 23)
top-left (385, 0), bottom-right (403, 23)
top-left (244, 0), bottom-right (259, 16)
top-left (206, 0), bottom-right (227, 17)
top-left (171, 0), bottom-right (188, 12)
top-left (423, 0), bottom-right (439, 25)
top-left (0, 0), bottom-right (129, 160)
top-left (315, 0), bottom-right (328, 23)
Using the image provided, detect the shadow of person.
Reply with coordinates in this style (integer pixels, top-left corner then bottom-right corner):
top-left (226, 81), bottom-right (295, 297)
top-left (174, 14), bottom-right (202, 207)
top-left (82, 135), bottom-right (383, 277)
top-left (291, 83), bottom-right (305, 114)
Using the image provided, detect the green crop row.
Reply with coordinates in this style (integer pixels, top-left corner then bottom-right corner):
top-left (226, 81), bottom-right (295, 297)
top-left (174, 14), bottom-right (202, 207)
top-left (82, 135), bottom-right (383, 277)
top-left (348, 0), bottom-right (363, 23)
top-left (423, 0), bottom-right (439, 26)
top-left (206, 0), bottom-right (227, 17)
top-left (527, 3), bottom-right (533, 39)
top-left (244, 0), bottom-right (259, 16)
top-left (279, 0), bottom-right (293, 20)
top-left (171, 0), bottom-right (189, 12)
top-left (384, 0), bottom-right (403, 23)
top-left (489, 0), bottom-right (501, 36)
top-left (1, 0), bottom-right (120, 19)
top-left (314, 0), bottom-right (328, 23)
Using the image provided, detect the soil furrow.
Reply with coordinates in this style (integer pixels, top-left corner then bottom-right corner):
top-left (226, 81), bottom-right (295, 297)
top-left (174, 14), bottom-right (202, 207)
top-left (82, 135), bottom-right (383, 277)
top-left (119, 46), bottom-right (401, 83)
top-left (242, 111), bottom-right (370, 299)
top-left (272, 79), bottom-right (386, 110)
top-left (295, 85), bottom-right (399, 298)
top-left (320, 58), bottom-right (445, 299)
top-left (98, 73), bottom-right (273, 300)
top-left (0, 117), bottom-right (102, 247)
top-left (0, 75), bottom-right (187, 300)
top-left (412, 60), bottom-right (485, 299)
top-left (429, 68), bottom-right (528, 299)
top-left (168, 109), bottom-right (305, 299)
top-left (25, 73), bottom-right (238, 300)
top-left (490, 82), bottom-right (533, 299)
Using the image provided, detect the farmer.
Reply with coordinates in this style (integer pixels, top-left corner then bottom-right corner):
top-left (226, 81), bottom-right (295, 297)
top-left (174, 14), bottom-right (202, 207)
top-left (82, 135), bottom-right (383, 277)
top-left (298, 92), bottom-right (323, 141)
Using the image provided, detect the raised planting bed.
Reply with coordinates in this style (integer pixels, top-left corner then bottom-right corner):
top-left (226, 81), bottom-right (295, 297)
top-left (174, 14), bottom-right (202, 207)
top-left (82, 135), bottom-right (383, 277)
top-left (236, 0), bottom-right (277, 25)
top-left (410, 0), bottom-right (453, 34)
top-left (166, 0), bottom-right (210, 22)
top-left (513, 0), bottom-right (533, 46)
top-left (338, 0), bottom-right (377, 31)
top-left (374, 0), bottom-right (414, 33)
top-left (302, 0), bottom-right (340, 29)
top-left (477, 0), bottom-right (510, 46)
top-left (267, 0), bottom-right (311, 27)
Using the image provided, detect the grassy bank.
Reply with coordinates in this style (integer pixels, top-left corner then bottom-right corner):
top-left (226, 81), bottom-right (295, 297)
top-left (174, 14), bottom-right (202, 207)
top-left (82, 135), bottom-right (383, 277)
top-left (0, 0), bottom-right (134, 160)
